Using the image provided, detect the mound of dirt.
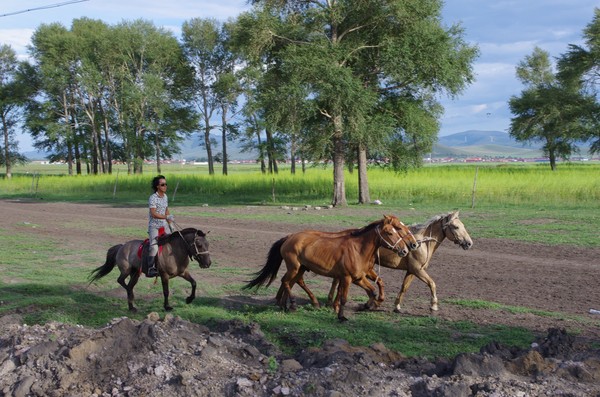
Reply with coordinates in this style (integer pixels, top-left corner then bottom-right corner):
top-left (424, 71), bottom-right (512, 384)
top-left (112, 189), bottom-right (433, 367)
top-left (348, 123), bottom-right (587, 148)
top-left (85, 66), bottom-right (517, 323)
top-left (1, 314), bottom-right (599, 397)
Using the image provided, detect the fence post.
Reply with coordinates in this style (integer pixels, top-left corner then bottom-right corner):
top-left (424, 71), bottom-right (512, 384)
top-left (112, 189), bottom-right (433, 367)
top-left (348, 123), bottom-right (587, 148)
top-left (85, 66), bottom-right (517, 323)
top-left (113, 170), bottom-right (119, 199)
top-left (272, 178), bottom-right (275, 202)
top-left (471, 166), bottom-right (479, 208)
top-left (172, 181), bottom-right (180, 202)
top-left (34, 173), bottom-right (40, 198)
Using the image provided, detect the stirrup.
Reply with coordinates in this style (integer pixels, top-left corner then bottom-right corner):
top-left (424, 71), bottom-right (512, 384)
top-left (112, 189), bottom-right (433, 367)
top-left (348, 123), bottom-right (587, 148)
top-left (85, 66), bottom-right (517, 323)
top-left (146, 266), bottom-right (158, 277)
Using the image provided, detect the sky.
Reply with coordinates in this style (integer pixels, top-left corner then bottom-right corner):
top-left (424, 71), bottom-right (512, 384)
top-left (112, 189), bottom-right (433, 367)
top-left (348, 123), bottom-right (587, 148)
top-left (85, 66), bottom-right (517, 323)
top-left (1, 0), bottom-right (598, 151)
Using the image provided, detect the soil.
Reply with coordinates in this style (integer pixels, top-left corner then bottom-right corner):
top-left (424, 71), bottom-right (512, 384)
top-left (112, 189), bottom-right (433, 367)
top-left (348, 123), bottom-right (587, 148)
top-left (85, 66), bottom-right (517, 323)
top-left (1, 199), bottom-right (600, 396)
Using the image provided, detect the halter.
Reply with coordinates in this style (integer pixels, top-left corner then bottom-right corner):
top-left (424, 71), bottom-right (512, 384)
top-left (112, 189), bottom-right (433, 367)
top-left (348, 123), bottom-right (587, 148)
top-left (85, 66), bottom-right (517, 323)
top-left (171, 221), bottom-right (210, 261)
top-left (441, 218), bottom-right (458, 242)
top-left (375, 225), bottom-right (406, 254)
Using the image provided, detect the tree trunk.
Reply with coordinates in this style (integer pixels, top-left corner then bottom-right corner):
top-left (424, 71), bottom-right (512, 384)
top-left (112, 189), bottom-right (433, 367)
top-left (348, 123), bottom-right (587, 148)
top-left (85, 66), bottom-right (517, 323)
top-left (221, 105), bottom-right (228, 176)
top-left (134, 125), bottom-right (145, 174)
top-left (155, 132), bottom-right (162, 174)
top-left (357, 144), bottom-right (370, 204)
top-left (1, 115), bottom-right (11, 179)
top-left (101, 109), bottom-right (112, 174)
top-left (290, 134), bottom-right (296, 175)
top-left (331, 114), bottom-right (347, 207)
top-left (203, 124), bottom-right (214, 175)
top-left (549, 150), bottom-right (557, 171)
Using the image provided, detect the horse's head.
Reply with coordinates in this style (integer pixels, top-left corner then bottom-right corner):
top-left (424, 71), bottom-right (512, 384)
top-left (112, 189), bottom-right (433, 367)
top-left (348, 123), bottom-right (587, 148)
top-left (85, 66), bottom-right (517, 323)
top-left (379, 221), bottom-right (409, 257)
top-left (191, 230), bottom-right (212, 268)
top-left (384, 214), bottom-right (420, 251)
top-left (442, 211), bottom-right (473, 250)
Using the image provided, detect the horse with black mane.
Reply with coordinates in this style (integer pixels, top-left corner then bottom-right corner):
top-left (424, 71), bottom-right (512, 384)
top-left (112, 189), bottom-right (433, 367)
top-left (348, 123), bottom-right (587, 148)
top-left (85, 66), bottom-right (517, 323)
top-left (89, 228), bottom-right (211, 312)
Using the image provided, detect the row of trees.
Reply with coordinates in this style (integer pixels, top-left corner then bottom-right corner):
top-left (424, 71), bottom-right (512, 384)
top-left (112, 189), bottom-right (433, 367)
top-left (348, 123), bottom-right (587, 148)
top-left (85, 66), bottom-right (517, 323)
top-left (509, 9), bottom-right (600, 171)
top-left (1, 0), bottom-right (480, 206)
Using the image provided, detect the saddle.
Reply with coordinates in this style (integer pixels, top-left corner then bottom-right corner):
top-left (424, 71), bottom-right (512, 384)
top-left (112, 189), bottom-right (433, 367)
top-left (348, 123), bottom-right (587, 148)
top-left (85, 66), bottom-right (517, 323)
top-left (138, 227), bottom-right (165, 275)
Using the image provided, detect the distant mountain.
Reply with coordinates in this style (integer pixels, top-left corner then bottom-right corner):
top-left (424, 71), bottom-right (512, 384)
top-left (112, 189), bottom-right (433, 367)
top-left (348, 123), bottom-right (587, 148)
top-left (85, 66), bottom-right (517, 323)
top-left (433, 130), bottom-right (545, 158)
top-left (435, 130), bottom-right (592, 158)
top-left (176, 134), bottom-right (256, 161)
top-left (437, 130), bottom-right (540, 149)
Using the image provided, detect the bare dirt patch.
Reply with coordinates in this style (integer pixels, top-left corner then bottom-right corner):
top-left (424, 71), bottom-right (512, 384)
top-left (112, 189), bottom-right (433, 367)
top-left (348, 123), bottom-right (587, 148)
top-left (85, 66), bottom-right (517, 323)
top-left (2, 200), bottom-right (600, 396)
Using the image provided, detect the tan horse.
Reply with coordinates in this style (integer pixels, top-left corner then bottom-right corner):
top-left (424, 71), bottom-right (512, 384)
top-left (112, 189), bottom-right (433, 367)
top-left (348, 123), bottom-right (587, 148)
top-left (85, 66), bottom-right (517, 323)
top-left (89, 228), bottom-right (211, 312)
top-left (328, 210), bottom-right (473, 312)
top-left (273, 217), bottom-right (419, 309)
top-left (244, 215), bottom-right (408, 321)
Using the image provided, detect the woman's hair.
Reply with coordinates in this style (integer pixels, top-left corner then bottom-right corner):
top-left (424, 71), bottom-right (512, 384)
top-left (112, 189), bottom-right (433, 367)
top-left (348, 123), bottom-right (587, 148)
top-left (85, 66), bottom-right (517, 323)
top-left (151, 175), bottom-right (166, 192)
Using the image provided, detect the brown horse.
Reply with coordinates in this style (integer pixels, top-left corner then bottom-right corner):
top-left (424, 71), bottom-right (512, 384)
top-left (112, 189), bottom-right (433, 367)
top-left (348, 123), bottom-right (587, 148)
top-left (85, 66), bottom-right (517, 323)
top-left (328, 210), bottom-right (473, 312)
top-left (244, 215), bottom-right (407, 321)
top-left (273, 217), bottom-right (419, 309)
top-left (89, 228), bottom-right (211, 312)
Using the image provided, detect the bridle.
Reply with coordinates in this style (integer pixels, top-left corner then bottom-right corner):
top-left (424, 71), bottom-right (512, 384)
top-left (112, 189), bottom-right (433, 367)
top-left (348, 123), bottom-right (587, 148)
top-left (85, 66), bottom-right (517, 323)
top-left (171, 222), bottom-right (210, 262)
top-left (376, 225), bottom-right (407, 255)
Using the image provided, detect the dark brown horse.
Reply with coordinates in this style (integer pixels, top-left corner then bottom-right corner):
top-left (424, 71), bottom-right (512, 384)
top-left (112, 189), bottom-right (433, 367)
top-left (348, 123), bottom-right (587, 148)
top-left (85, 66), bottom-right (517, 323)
top-left (328, 210), bottom-right (473, 312)
top-left (273, 217), bottom-right (419, 309)
top-left (244, 215), bottom-right (407, 321)
top-left (89, 228), bottom-right (211, 312)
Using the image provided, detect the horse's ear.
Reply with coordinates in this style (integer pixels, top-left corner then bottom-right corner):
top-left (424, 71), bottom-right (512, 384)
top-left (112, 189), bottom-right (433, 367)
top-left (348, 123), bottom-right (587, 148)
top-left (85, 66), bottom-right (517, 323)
top-left (450, 210), bottom-right (459, 219)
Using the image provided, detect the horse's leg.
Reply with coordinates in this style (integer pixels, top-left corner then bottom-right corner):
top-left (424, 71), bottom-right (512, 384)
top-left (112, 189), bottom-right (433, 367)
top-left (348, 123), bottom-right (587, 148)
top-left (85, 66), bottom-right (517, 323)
top-left (275, 268), bottom-right (300, 304)
top-left (118, 269), bottom-right (139, 312)
top-left (327, 279), bottom-right (338, 307)
top-left (281, 271), bottom-right (298, 311)
top-left (160, 276), bottom-right (173, 311)
top-left (367, 269), bottom-right (385, 305)
top-left (295, 273), bottom-right (320, 308)
top-left (353, 276), bottom-right (379, 311)
top-left (337, 276), bottom-right (352, 322)
top-left (179, 270), bottom-right (197, 304)
top-left (412, 269), bottom-right (438, 311)
top-left (393, 273), bottom-right (415, 313)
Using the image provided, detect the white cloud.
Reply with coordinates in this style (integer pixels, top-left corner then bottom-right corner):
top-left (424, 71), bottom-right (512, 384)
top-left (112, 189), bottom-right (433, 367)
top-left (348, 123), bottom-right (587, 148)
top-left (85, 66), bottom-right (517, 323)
top-left (0, 28), bottom-right (34, 54)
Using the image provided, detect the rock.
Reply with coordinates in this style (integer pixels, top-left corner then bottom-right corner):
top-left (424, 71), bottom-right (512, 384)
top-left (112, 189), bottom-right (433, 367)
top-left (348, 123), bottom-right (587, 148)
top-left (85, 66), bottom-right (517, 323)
top-left (280, 359), bottom-right (303, 372)
top-left (452, 352), bottom-right (507, 377)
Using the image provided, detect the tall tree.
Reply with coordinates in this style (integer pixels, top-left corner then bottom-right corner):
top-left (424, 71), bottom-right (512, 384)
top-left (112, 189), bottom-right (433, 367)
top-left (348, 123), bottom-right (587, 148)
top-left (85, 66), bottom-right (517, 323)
top-left (181, 18), bottom-right (227, 176)
top-left (509, 47), bottom-right (596, 170)
top-left (28, 23), bottom-right (80, 175)
top-left (244, 0), bottom-right (477, 206)
top-left (0, 45), bottom-right (35, 178)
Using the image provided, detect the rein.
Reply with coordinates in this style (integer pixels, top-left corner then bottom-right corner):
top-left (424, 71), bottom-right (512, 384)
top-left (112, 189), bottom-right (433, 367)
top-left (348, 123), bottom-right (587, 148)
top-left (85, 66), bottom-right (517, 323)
top-left (170, 221), bottom-right (210, 260)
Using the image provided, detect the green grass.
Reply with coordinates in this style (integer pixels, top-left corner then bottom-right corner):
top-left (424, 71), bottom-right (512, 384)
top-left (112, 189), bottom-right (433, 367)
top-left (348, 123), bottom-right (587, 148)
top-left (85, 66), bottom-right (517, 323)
top-left (3, 162), bottom-right (600, 209)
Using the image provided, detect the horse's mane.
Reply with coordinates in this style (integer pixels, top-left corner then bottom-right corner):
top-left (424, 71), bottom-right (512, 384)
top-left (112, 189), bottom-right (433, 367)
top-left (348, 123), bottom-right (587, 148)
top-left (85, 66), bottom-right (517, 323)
top-left (156, 227), bottom-right (200, 245)
top-left (350, 217), bottom-right (386, 236)
top-left (409, 211), bottom-right (455, 235)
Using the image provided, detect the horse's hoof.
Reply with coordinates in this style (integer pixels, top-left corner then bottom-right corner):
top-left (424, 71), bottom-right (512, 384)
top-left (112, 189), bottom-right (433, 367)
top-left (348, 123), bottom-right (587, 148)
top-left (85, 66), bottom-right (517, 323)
top-left (289, 305), bottom-right (297, 312)
top-left (393, 306), bottom-right (401, 313)
top-left (338, 316), bottom-right (348, 322)
top-left (430, 305), bottom-right (439, 312)
top-left (311, 302), bottom-right (321, 309)
top-left (186, 297), bottom-right (194, 304)
top-left (165, 306), bottom-right (173, 311)
top-left (129, 307), bottom-right (138, 313)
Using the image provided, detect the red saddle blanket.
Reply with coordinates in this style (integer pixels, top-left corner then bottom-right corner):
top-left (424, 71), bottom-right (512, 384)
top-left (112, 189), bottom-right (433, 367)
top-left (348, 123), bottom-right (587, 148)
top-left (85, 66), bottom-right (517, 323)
top-left (137, 227), bottom-right (165, 259)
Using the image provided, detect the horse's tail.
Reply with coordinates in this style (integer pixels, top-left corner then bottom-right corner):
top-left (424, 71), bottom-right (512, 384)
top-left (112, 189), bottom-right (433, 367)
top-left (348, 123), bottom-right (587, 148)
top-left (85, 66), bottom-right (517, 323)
top-left (243, 236), bottom-right (287, 290)
top-left (88, 244), bottom-right (123, 284)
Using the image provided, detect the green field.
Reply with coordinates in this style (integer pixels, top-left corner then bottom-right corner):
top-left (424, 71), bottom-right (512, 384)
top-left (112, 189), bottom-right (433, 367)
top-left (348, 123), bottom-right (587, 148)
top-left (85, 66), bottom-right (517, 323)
top-left (1, 162), bottom-right (599, 358)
